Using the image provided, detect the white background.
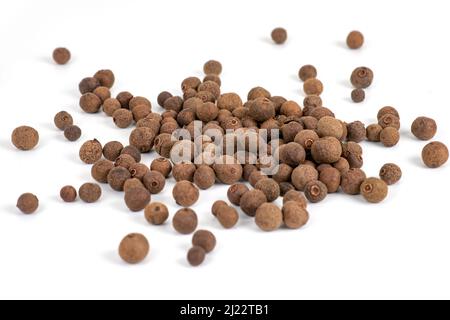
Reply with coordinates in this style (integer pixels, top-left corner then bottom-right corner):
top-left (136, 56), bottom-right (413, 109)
top-left (0, 0), bottom-right (449, 300)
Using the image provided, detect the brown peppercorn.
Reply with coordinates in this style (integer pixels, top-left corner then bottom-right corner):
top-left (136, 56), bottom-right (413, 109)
top-left (91, 159), bottom-right (114, 183)
top-left (123, 178), bottom-right (145, 193)
top-left (366, 124), bottom-right (383, 142)
top-left (255, 203), bottom-right (283, 232)
top-left (192, 230), bottom-right (216, 253)
top-left (157, 91), bottom-right (173, 107)
top-left (255, 178), bottom-right (280, 202)
top-left (361, 178), bottom-right (388, 203)
top-left (80, 93), bottom-right (102, 113)
top-left (303, 78), bottom-right (324, 96)
top-left (217, 93), bottom-right (243, 111)
top-left (346, 31), bottom-right (364, 49)
top-left (240, 189), bottom-right (267, 217)
top-left (103, 141), bottom-right (123, 161)
top-left (203, 60), bottom-right (222, 75)
top-left (283, 190), bottom-right (307, 208)
top-left (173, 208), bottom-right (198, 234)
top-left (93, 86), bottom-right (111, 103)
top-left (378, 114), bottom-right (400, 130)
top-left (172, 162), bottom-right (196, 182)
top-left (347, 121), bottom-right (366, 142)
top-left (79, 183), bottom-right (102, 203)
top-left (271, 27), bottom-right (287, 44)
top-left (182, 77), bottom-right (201, 92)
top-left (350, 67), bottom-right (374, 89)
top-left (341, 168), bottom-right (366, 195)
top-left (118, 233), bottom-right (149, 264)
top-left (145, 202), bottom-right (169, 225)
top-left (298, 65), bottom-right (317, 81)
top-left (16, 193), bottom-right (39, 214)
top-left (54, 111), bottom-right (73, 130)
top-left (294, 130), bottom-right (319, 150)
top-left (129, 163), bottom-right (149, 180)
top-left (311, 137), bottom-right (342, 164)
top-left (333, 157), bottom-right (350, 174)
top-left (351, 88), bottom-right (365, 103)
top-left (79, 139), bottom-right (102, 164)
top-left (52, 47), bottom-right (71, 64)
top-left (11, 126), bottom-right (39, 151)
top-left (193, 165), bottom-right (216, 190)
top-left (151, 158), bottom-right (172, 178)
top-left (79, 77), bottom-right (100, 94)
top-left (317, 116), bottom-right (344, 139)
top-left (196, 102), bottom-right (219, 122)
top-left (213, 156), bottom-right (243, 185)
top-left (379, 163), bottom-right (402, 185)
top-left (411, 117), bottom-right (437, 140)
top-left (173, 181), bottom-right (199, 207)
top-left (64, 125), bottom-right (82, 142)
top-left (282, 201), bottom-right (309, 229)
top-left (249, 98), bottom-right (275, 122)
top-left (291, 165), bottom-right (319, 191)
top-left (212, 200), bottom-right (228, 217)
top-left (319, 167), bottom-right (341, 193)
top-left (278, 142), bottom-right (306, 167)
top-left (304, 180), bottom-right (327, 203)
top-left (116, 91), bottom-right (134, 109)
top-left (422, 141), bottom-right (449, 168)
top-left (227, 183), bottom-right (249, 206)
top-left (129, 127), bottom-right (155, 153)
top-left (107, 166), bottom-right (131, 191)
top-left (124, 187), bottom-right (151, 212)
top-left (60, 186), bottom-right (77, 202)
top-left (112, 109), bottom-right (133, 128)
top-left (187, 246), bottom-right (206, 267)
top-left (377, 106), bottom-right (400, 120)
top-left (380, 127), bottom-right (400, 147)
top-left (93, 69), bottom-right (115, 88)
top-left (143, 171), bottom-right (166, 194)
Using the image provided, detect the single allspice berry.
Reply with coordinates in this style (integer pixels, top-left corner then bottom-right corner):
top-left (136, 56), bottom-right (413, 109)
top-left (341, 168), bottom-right (366, 195)
top-left (79, 77), bottom-right (100, 95)
top-left (411, 117), bottom-right (437, 141)
top-left (282, 201), bottom-right (309, 229)
top-left (380, 127), bottom-right (400, 147)
top-left (377, 106), bottom-right (400, 121)
top-left (79, 183), bottom-right (102, 203)
top-left (64, 125), bottom-right (82, 142)
top-left (304, 180), bottom-right (328, 203)
top-left (366, 124), bottom-right (383, 142)
top-left (79, 93), bottom-right (102, 113)
top-left (216, 205), bottom-right (239, 229)
top-left (173, 181), bottom-right (200, 207)
top-left (291, 165), bottom-right (319, 191)
top-left (271, 27), bottom-right (288, 44)
top-left (379, 163), bottom-right (402, 185)
top-left (227, 184), bottom-right (250, 206)
top-left (283, 190), bottom-right (307, 208)
top-left (145, 202), bottom-right (169, 225)
top-left (203, 60), bottom-right (222, 75)
top-left (121, 145), bottom-right (141, 162)
top-left (103, 98), bottom-right (122, 116)
top-left (124, 187), bottom-right (151, 212)
top-left (422, 141), bottom-right (449, 168)
top-left (107, 166), bottom-right (131, 191)
top-left (351, 88), bottom-right (365, 103)
top-left (319, 167), bottom-right (341, 193)
top-left (240, 189), bottom-right (267, 217)
top-left (193, 165), bottom-right (216, 190)
top-left (150, 158), bottom-right (172, 178)
top-left (52, 47), bottom-right (71, 65)
top-left (187, 246), bottom-right (206, 267)
top-left (118, 233), bottom-right (150, 264)
top-left (93, 86), bottom-right (111, 102)
top-left (303, 78), bottom-right (324, 96)
top-left (213, 156), bottom-right (243, 185)
top-left (91, 159), bottom-right (114, 183)
top-left (311, 137), bottom-right (342, 164)
top-left (113, 109), bottom-right (133, 128)
top-left (173, 208), bottom-right (198, 235)
top-left (142, 171), bottom-right (166, 194)
top-left (298, 65), bottom-right (317, 82)
top-left (129, 163), bottom-right (149, 180)
top-left (54, 111), bottom-right (73, 130)
top-left (360, 178), bottom-right (388, 203)
top-left (346, 31), bottom-right (364, 49)
top-left (93, 69), bottom-right (115, 89)
top-left (317, 116), bottom-right (344, 139)
top-left (350, 66), bottom-right (374, 89)
top-left (16, 193), bottom-right (39, 214)
top-left (255, 178), bottom-right (280, 202)
top-left (79, 139), bottom-right (103, 164)
top-left (255, 203), bottom-right (283, 232)
top-left (11, 126), bottom-right (39, 150)
top-left (347, 121), bottom-right (366, 143)
top-left (60, 186), bottom-right (77, 202)
top-left (212, 200), bottom-right (228, 217)
top-left (192, 230), bottom-right (217, 253)
top-left (103, 141), bottom-right (123, 161)
top-left (378, 114), bottom-right (400, 130)
top-left (124, 178), bottom-right (145, 193)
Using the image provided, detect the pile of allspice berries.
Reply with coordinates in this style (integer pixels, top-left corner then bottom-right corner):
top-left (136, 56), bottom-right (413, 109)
top-left (11, 31), bottom-right (449, 267)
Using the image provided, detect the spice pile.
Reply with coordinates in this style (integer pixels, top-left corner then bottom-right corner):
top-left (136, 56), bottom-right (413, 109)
top-left (10, 31), bottom-right (449, 267)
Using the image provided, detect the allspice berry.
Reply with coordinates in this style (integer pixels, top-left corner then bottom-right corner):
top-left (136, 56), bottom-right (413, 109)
top-left (52, 47), bottom-right (71, 65)
top-left (118, 233), bottom-right (149, 264)
top-left (317, 116), bottom-right (344, 139)
top-left (249, 98), bottom-right (276, 122)
top-left (193, 165), bottom-right (216, 190)
top-left (255, 178), bottom-right (280, 202)
top-left (93, 86), bottom-right (111, 102)
top-left (361, 178), bottom-right (388, 203)
top-left (103, 141), bottom-right (123, 161)
top-left (213, 156), bottom-right (243, 185)
top-left (173, 181), bottom-right (200, 207)
top-left (378, 114), bottom-right (400, 130)
top-left (283, 201), bottom-right (309, 229)
top-left (217, 205), bottom-right (239, 229)
top-left (91, 159), bottom-right (114, 183)
top-left (173, 162), bottom-right (196, 182)
top-left (377, 106), bottom-right (400, 121)
top-left (255, 203), bottom-right (283, 232)
top-left (64, 125), bottom-right (82, 142)
top-left (294, 129), bottom-right (319, 150)
top-left (103, 98), bottom-right (122, 116)
top-left (187, 246), bottom-right (206, 267)
top-left (351, 88), bottom-right (365, 103)
top-left (298, 65), bottom-right (317, 81)
top-left (203, 60), bottom-right (222, 75)
top-left (143, 171), bottom-right (166, 194)
top-left (304, 180), bottom-right (328, 203)
top-left (279, 142), bottom-right (306, 167)
top-left (16, 193), bottom-right (39, 214)
top-left (271, 27), bottom-right (287, 44)
top-left (121, 145), bottom-right (141, 162)
top-left (113, 109), bottom-right (133, 128)
top-left (346, 31), bottom-right (364, 49)
top-left (311, 137), bottom-right (342, 164)
top-left (411, 117), bottom-right (437, 141)
top-left (93, 69), bottom-right (115, 89)
top-left (319, 167), bottom-right (341, 193)
top-left (80, 93), bottom-right (102, 113)
top-left (173, 208), bottom-right (198, 234)
top-left (129, 163), bottom-right (149, 180)
top-left (145, 202), bottom-right (169, 225)
top-left (11, 126), bottom-right (39, 150)
top-left (79, 183), bottom-right (102, 203)
top-left (227, 184), bottom-right (249, 206)
top-left (347, 121), bottom-right (366, 143)
top-left (123, 178), bottom-right (144, 193)
top-left (60, 186), bottom-right (77, 202)
top-left (54, 111), bottom-right (73, 130)
top-left (196, 102), bottom-right (219, 122)
top-left (192, 230), bottom-right (216, 253)
top-left (240, 189), bottom-right (267, 217)
top-left (79, 77), bottom-right (100, 95)
top-left (379, 163), bottom-right (402, 185)
top-left (129, 127), bottom-right (155, 153)
top-left (350, 67), bottom-right (374, 89)
top-left (366, 124), bottom-right (383, 142)
top-left (283, 190), bottom-right (307, 208)
top-left (107, 166), bottom-right (131, 191)
top-left (303, 78), bottom-right (324, 96)
top-left (380, 127), bottom-right (400, 147)
top-left (212, 200), bottom-right (228, 217)
top-left (422, 141), bottom-right (449, 168)
top-left (291, 165), bottom-right (319, 191)
top-left (151, 158), bottom-right (172, 178)
top-left (124, 187), bottom-right (151, 212)
top-left (79, 139), bottom-right (103, 164)
top-left (158, 91), bottom-right (173, 107)
top-left (341, 168), bottom-right (366, 195)
top-left (117, 91), bottom-right (134, 109)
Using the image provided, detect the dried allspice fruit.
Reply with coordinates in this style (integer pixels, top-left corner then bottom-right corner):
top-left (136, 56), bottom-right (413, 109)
top-left (52, 47), bottom-right (71, 65)
top-left (347, 121), bottom-right (366, 142)
top-left (173, 208), bottom-right (198, 234)
top-left (79, 183), bottom-right (102, 203)
top-left (283, 201), bottom-right (309, 229)
top-left (319, 167), bottom-right (341, 193)
top-left (227, 184), bottom-right (249, 206)
top-left (124, 187), bottom-right (151, 212)
top-left (119, 233), bottom-right (149, 264)
top-left (192, 230), bottom-right (216, 253)
top-left (54, 111), bottom-right (73, 130)
top-left (366, 124), bottom-right (383, 142)
top-left (422, 141), bottom-right (449, 168)
top-left (255, 203), bottom-right (283, 232)
top-left (380, 127), bottom-right (400, 147)
top-left (91, 159), bottom-right (114, 183)
top-left (107, 166), bottom-right (131, 191)
top-left (411, 117), bottom-right (437, 140)
top-left (193, 165), bottom-right (216, 190)
top-left (341, 168), bottom-right (366, 195)
top-left (303, 78), bottom-right (324, 96)
top-left (283, 190), bottom-right (307, 208)
top-left (216, 205), bottom-right (239, 229)
top-left (271, 27), bottom-right (287, 44)
top-left (11, 126), bottom-right (39, 150)
top-left (150, 158), bottom-right (172, 178)
top-left (291, 165), bottom-right (319, 191)
top-left (360, 178), bottom-right (388, 203)
top-left (311, 137), bottom-right (342, 164)
top-left (298, 65), bottom-right (317, 81)
top-left (346, 31), bottom-right (364, 49)
top-left (351, 88), bottom-right (365, 103)
top-left (304, 180), bottom-right (328, 203)
top-left (79, 139), bottom-right (102, 164)
top-left (350, 67), bottom-right (374, 89)
top-left (145, 202), bottom-right (169, 225)
top-left (187, 246), bottom-right (206, 267)
top-left (143, 171), bottom-right (166, 194)
top-left (255, 178), bottom-right (280, 202)
top-left (64, 125), bottom-right (82, 142)
top-left (379, 163), bottom-right (402, 185)
top-left (17, 193), bottom-right (39, 214)
top-left (60, 186), bottom-right (77, 203)
top-left (173, 181), bottom-right (200, 207)
top-left (240, 189), bottom-right (267, 217)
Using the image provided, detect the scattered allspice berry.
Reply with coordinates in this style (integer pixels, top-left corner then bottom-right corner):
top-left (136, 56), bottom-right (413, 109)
top-left (203, 60), bottom-right (222, 75)
top-left (227, 183), bottom-right (250, 206)
top-left (291, 165), bottom-right (319, 191)
top-left (52, 47), bottom-right (71, 65)
top-left (217, 205), bottom-right (239, 229)
top-left (123, 178), bottom-right (144, 193)
top-left (360, 178), bottom-right (388, 203)
top-left (143, 171), bottom-right (166, 194)
top-left (411, 117), bottom-right (437, 141)
top-left (351, 88), bottom-right (365, 103)
top-left (103, 98), bottom-right (122, 116)
top-left (93, 69), bottom-right (115, 89)
top-left (79, 77), bottom-right (100, 95)
top-left (16, 193), bottom-right (39, 214)
top-left (346, 31), bottom-right (364, 49)
top-left (118, 233), bottom-right (149, 264)
top-left (255, 203), bottom-right (283, 232)
top-left (64, 125), bottom-right (82, 142)
top-left (91, 159), bottom-right (114, 183)
top-left (192, 230), bottom-right (216, 253)
top-left (124, 187), bottom-right (151, 212)
top-left (54, 111), bottom-right (73, 130)
top-left (213, 156), bottom-right (243, 185)
top-left (377, 106), bottom-right (400, 121)
top-left (145, 202), bottom-right (169, 225)
top-left (255, 178), bottom-right (280, 202)
top-left (341, 168), bottom-right (366, 195)
top-left (173, 181), bottom-right (200, 207)
top-left (79, 183), bottom-right (102, 203)
top-left (282, 201), bottom-right (309, 229)
top-left (366, 124), bottom-right (383, 142)
top-left (271, 27), bottom-right (287, 44)
top-left (113, 109), bottom-right (133, 128)
top-left (298, 65), bottom-right (317, 82)
top-left (319, 167), bottom-right (341, 193)
top-left (60, 186), bottom-right (77, 203)
top-left (103, 141), bottom-right (123, 161)
top-left (304, 180), bottom-right (328, 203)
top-left (311, 137), bottom-right (342, 164)
top-left (193, 165), bottom-right (216, 190)
top-left (240, 189), bottom-right (267, 217)
top-left (317, 116), bottom-right (344, 139)
top-left (283, 190), bottom-right (307, 208)
top-left (378, 114), bottom-right (400, 130)
top-left (347, 121), bottom-right (366, 143)
top-left (79, 139), bottom-right (103, 164)
top-left (79, 92), bottom-right (102, 113)
top-left (11, 126), bottom-right (39, 151)
top-left (422, 141), bottom-right (449, 168)
top-left (151, 158), bottom-right (172, 178)
top-left (379, 163), bottom-right (402, 185)
top-left (212, 200), bottom-right (228, 217)
top-left (380, 127), bottom-right (400, 147)
top-left (350, 67), bottom-right (374, 89)
top-left (173, 208), bottom-right (198, 234)
top-left (187, 246), bottom-right (206, 267)
top-left (303, 78), bottom-right (324, 96)
top-left (107, 166), bottom-right (132, 191)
